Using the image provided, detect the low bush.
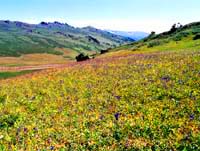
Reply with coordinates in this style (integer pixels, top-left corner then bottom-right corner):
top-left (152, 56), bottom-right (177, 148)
top-left (100, 49), bottom-right (109, 54)
top-left (147, 40), bottom-right (161, 48)
top-left (172, 31), bottom-right (190, 41)
top-left (191, 28), bottom-right (200, 34)
top-left (0, 114), bottom-right (20, 129)
top-left (76, 53), bottom-right (90, 62)
top-left (193, 34), bottom-right (200, 40)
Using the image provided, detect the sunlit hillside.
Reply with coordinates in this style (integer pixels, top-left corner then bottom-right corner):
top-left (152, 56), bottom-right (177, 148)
top-left (112, 22), bottom-right (200, 53)
top-left (0, 23), bottom-right (199, 150)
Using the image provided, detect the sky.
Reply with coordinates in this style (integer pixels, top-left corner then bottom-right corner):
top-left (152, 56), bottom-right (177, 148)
top-left (0, 0), bottom-right (199, 33)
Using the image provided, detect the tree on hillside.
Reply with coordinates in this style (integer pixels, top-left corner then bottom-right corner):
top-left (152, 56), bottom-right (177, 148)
top-left (75, 53), bottom-right (89, 62)
top-left (150, 31), bottom-right (156, 36)
top-left (147, 31), bottom-right (156, 39)
top-left (177, 22), bottom-right (183, 28)
top-left (170, 24), bottom-right (177, 33)
top-left (169, 23), bottom-right (183, 34)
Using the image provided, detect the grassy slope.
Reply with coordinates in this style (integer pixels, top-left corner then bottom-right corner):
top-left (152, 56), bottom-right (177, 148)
top-left (0, 22), bottom-right (199, 150)
top-left (111, 22), bottom-right (200, 53)
top-left (98, 35), bottom-right (200, 59)
top-left (0, 49), bottom-right (199, 150)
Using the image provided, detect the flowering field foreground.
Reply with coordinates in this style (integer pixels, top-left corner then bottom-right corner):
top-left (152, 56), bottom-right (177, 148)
top-left (0, 50), bottom-right (199, 150)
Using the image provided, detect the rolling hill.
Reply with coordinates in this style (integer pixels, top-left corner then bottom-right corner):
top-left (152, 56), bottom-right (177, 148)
top-left (0, 20), bottom-right (134, 58)
top-left (111, 22), bottom-right (200, 52)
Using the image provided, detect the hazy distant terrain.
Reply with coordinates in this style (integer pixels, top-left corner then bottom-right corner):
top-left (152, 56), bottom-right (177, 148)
top-left (106, 30), bottom-right (149, 40)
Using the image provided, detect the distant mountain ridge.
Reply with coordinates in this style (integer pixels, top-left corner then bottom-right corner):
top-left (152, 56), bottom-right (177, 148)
top-left (106, 30), bottom-right (149, 41)
top-left (0, 20), bottom-right (134, 57)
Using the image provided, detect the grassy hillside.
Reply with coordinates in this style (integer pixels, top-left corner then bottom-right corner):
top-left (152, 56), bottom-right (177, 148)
top-left (0, 49), bottom-right (199, 150)
top-left (0, 20), bottom-right (134, 57)
top-left (112, 22), bottom-right (200, 52)
top-left (0, 22), bottom-right (199, 150)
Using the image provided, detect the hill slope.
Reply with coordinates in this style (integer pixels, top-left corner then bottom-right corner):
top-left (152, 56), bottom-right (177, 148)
top-left (0, 20), bottom-right (134, 57)
top-left (0, 50), bottom-right (199, 150)
top-left (112, 21), bottom-right (200, 52)
top-left (0, 21), bottom-right (199, 150)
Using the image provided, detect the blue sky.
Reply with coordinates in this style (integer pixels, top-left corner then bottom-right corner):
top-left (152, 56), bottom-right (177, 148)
top-left (0, 0), bottom-right (199, 32)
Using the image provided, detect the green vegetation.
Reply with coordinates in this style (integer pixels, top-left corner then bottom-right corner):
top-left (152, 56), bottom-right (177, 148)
top-left (0, 21), bottom-right (133, 57)
top-left (0, 70), bottom-right (36, 79)
top-left (0, 49), bottom-right (199, 150)
top-left (193, 34), bottom-right (200, 40)
top-left (0, 21), bottom-right (199, 150)
top-left (112, 22), bottom-right (200, 52)
top-left (75, 53), bottom-right (90, 62)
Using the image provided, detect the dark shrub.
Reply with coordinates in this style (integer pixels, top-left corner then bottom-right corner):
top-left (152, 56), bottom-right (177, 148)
top-left (0, 114), bottom-right (19, 129)
top-left (149, 31), bottom-right (156, 37)
top-left (40, 22), bottom-right (48, 26)
top-left (4, 20), bottom-right (10, 24)
top-left (146, 31), bottom-right (156, 40)
top-left (193, 34), bottom-right (200, 40)
top-left (54, 21), bottom-right (62, 25)
top-left (169, 24), bottom-right (178, 34)
top-left (0, 96), bottom-right (6, 104)
top-left (191, 28), bottom-right (200, 34)
top-left (172, 31), bottom-right (190, 41)
top-left (100, 49), bottom-right (109, 54)
top-left (179, 31), bottom-right (190, 37)
top-left (87, 36), bottom-right (100, 45)
top-left (76, 53), bottom-right (89, 62)
top-left (163, 23), bottom-right (183, 35)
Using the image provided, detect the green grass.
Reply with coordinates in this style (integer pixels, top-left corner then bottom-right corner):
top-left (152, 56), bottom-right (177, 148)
top-left (0, 21), bottom-right (133, 57)
top-left (111, 21), bottom-right (200, 53)
top-left (0, 70), bottom-right (36, 79)
top-left (139, 36), bottom-right (200, 52)
top-left (0, 49), bottom-right (199, 150)
top-left (0, 21), bottom-right (199, 150)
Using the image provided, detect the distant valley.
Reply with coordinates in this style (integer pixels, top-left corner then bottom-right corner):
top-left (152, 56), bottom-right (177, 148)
top-left (106, 30), bottom-right (149, 41)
